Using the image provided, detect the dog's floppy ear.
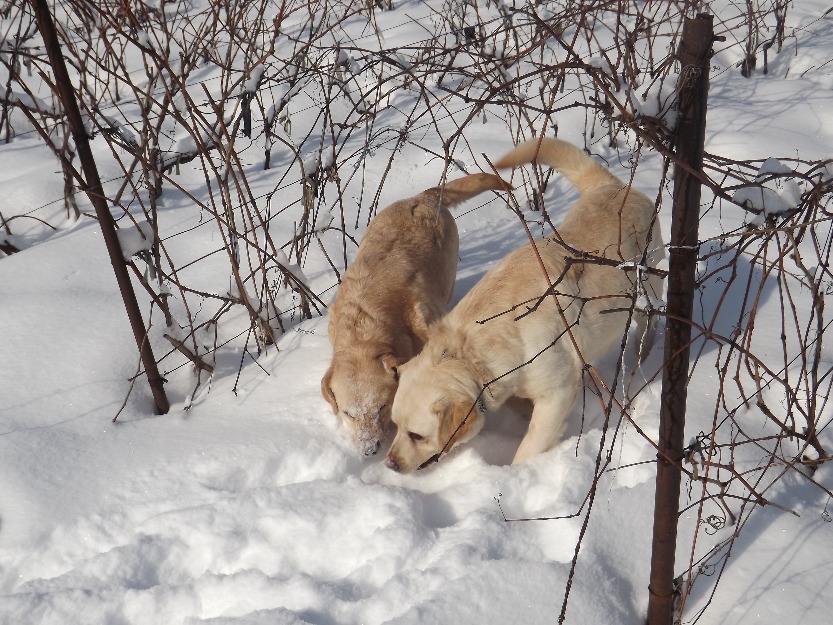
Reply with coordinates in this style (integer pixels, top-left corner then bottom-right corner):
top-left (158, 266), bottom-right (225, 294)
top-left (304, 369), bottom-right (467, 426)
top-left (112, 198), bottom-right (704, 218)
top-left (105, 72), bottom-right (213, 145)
top-left (381, 353), bottom-right (402, 381)
top-left (321, 364), bottom-right (339, 414)
top-left (439, 400), bottom-right (482, 452)
top-left (410, 301), bottom-right (433, 343)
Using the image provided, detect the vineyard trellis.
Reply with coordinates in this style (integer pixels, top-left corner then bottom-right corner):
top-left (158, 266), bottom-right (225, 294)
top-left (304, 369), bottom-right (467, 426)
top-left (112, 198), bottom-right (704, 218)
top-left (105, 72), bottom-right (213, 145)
top-left (2, 1), bottom-right (832, 623)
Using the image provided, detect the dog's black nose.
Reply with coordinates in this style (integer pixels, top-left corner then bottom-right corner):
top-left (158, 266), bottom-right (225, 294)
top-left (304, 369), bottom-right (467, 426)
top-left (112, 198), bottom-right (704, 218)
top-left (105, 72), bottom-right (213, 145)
top-left (364, 440), bottom-right (381, 456)
top-left (384, 455), bottom-right (400, 472)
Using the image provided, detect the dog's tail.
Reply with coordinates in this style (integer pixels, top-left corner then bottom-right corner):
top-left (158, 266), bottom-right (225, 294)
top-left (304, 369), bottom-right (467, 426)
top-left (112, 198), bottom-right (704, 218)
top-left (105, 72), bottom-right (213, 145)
top-left (493, 137), bottom-right (619, 195)
top-left (426, 173), bottom-right (512, 209)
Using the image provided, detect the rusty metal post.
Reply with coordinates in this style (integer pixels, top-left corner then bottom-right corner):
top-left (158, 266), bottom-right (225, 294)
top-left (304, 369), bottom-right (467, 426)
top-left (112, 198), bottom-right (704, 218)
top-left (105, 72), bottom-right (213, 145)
top-left (647, 13), bottom-right (714, 625)
top-left (31, 0), bottom-right (170, 414)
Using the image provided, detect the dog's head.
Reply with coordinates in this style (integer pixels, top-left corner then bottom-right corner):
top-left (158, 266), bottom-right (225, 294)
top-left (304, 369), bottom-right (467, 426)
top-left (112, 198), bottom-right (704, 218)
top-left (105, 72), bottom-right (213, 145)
top-left (321, 349), bottom-right (401, 456)
top-left (384, 344), bottom-right (484, 473)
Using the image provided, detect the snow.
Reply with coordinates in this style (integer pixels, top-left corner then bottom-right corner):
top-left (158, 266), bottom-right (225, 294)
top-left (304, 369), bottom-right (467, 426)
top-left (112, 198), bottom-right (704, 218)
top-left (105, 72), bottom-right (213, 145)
top-left (733, 185), bottom-right (794, 220)
top-left (757, 157), bottom-right (795, 177)
top-left (2, 1), bottom-right (833, 624)
top-left (733, 157), bottom-right (806, 222)
top-left (243, 66), bottom-right (266, 95)
top-left (630, 77), bottom-right (679, 129)
top-left (586, 56), bottom-right (614, 75)
top-left (0, 84), bottom-right (55, 116)
top-left (273, 249), bottom-right (310, 289)
top-left (117, 220), bottom-right (155, 260)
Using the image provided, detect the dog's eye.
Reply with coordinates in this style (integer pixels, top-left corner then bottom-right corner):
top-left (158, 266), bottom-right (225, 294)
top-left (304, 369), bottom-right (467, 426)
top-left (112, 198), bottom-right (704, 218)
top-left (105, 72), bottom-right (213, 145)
top-left (408, 431), bottom-right (424, 442)
top-left (343, 411), bottom-right (356, 420)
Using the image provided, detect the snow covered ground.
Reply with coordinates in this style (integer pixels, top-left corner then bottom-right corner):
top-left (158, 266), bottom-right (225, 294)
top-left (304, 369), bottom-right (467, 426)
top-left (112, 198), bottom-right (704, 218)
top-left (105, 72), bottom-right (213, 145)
top-left (1, 1), bottom-right (832, 624)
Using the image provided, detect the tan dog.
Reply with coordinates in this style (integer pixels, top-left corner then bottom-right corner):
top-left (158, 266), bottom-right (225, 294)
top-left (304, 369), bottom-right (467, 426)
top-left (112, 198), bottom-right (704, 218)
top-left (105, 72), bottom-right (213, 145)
top-left (385, 137), bottom-right (664, 472)
top-left (322, 173), bottom-right (512, 456)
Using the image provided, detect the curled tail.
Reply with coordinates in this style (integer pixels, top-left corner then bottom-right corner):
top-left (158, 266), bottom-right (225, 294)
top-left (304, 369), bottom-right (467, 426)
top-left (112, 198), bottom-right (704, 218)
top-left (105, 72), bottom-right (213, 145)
top-left (424, 173), bottom-right (512, 209)
top-left (493, 137), bottom-right (619, 195)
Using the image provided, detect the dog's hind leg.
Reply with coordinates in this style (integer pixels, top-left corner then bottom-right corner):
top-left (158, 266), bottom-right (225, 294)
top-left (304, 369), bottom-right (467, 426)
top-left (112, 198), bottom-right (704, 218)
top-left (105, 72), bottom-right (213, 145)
top-left (634, 224), bottom-right (665, 364)
top-left (629, 309), bottom-right (656, 365)
top-left (628, 250), bottom-right (665, 365)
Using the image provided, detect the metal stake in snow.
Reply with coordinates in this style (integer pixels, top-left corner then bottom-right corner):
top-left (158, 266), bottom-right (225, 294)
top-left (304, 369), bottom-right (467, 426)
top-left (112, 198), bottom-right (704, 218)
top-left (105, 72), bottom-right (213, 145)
top-left (31, 0), bottom-right (170, 415)
top-left (647, 13), bottom-right (714, 625)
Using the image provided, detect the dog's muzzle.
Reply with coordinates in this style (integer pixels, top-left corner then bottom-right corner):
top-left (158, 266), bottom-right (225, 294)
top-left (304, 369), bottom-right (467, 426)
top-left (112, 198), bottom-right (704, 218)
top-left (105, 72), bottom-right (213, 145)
top-left (384, 454), bottom-right (401, 472)
top-left (363, 439), bottom-right (381, 456)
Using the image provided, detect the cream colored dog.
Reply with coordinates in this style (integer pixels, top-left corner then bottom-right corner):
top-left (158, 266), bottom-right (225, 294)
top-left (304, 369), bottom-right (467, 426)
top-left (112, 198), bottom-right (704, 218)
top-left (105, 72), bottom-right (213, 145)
top-left (322, 173), bottom-right (511, 456)
top-left (385, 137), bottom-right (664, 472)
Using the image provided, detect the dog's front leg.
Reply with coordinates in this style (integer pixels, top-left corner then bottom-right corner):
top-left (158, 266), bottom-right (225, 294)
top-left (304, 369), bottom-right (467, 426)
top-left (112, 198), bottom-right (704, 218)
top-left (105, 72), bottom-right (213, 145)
top-left (511, 394), bottom-right (574, 465)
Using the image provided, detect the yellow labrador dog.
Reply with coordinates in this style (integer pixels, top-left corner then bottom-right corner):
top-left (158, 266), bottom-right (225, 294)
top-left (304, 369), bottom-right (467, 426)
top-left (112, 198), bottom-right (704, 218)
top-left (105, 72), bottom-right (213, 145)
top-left (385, 137), bottom-right (664, 472)
top-left (322, 173), bottom-right (511, 456)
